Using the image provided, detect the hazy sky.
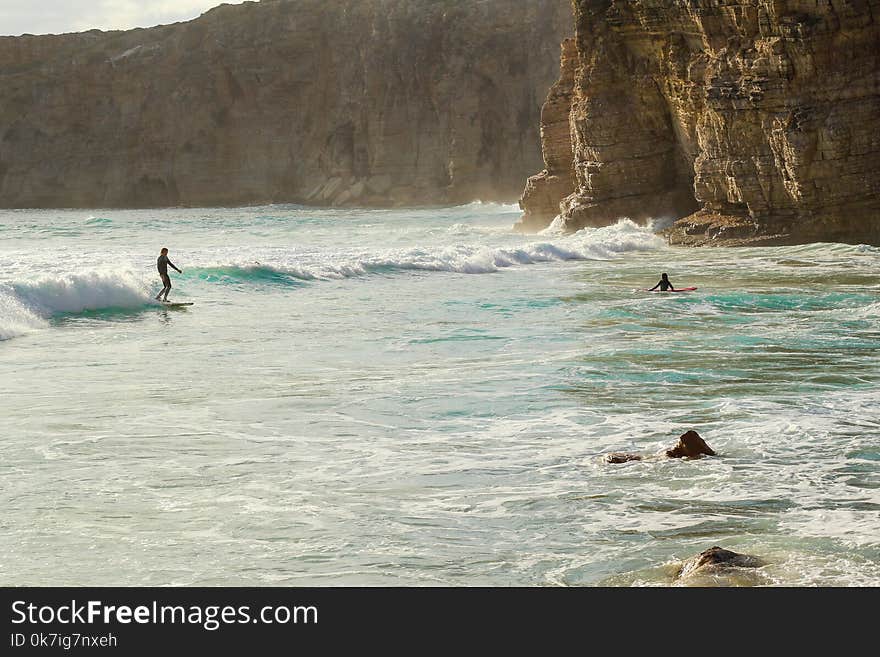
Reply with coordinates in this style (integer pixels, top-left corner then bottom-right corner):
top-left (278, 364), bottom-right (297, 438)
top-left (0, 1), bottom-right (247, 36)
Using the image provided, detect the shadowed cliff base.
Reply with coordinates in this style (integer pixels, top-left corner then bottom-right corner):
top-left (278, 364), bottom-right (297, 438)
top-left (0, 0), bottom-right (571, 209)
top-left (518, 0), bottom-right (880, 246)
top-left (666, 204), bottom-right (880, 247)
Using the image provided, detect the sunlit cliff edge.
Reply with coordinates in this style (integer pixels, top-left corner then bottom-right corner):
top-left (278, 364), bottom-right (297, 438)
top-left (520, 0), bottom-right (880, 246)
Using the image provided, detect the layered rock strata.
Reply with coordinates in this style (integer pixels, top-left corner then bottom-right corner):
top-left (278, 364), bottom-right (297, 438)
top-left (520, 0), bottom-right (880, 246)
top-left (0, 0), bottom-right (570, 209)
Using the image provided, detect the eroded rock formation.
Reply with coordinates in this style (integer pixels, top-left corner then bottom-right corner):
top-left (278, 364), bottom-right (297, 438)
top-left (516, 38), bottom-right (578, 232)
top-left (520, 0), bottom-right (880, 246)
top-left (0, 0), bottom-right (571, 209)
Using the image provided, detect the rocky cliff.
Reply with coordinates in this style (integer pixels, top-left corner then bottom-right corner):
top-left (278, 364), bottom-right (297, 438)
top-left (520, 0), bottom-right (880, 246)
top-left (515, 38), bottom-right (578, 232)
top-left (0, 0), bottom-right (570, 209)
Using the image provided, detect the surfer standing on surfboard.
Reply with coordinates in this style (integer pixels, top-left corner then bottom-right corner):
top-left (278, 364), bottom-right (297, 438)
top-left (648, 273), bottom-right (675, 292)
top-left (155, 247), bottom-right (183, 302)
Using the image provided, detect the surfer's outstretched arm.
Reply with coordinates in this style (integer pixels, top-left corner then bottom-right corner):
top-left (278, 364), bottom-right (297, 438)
top-left (648, 281), bottom-right (660, 291)
top-left (169, 260), bottom-right (182, 273)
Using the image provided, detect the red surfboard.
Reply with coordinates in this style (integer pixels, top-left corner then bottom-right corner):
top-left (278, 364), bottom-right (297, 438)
top-left (642, 287), bottom-right (698, 292)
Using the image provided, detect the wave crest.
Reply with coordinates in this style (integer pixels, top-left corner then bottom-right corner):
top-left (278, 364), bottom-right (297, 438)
top-left (9, 270), bottom-right (153, 316)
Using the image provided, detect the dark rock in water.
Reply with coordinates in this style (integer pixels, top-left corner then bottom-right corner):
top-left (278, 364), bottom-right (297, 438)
top-left (665, 430), bottom-right (716, 459)
top-left (603, 452), bottom-right (643, 464)
top-left (676, 546), bottom-right (765, 584)
top-left (603, 430), bottom-right (715, 463)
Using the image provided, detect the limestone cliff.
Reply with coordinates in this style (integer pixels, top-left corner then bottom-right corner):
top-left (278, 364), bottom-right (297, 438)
top-left (0, 0), bottom-right (570, 209)
top-left (520, 0), bottom-right (880, 246)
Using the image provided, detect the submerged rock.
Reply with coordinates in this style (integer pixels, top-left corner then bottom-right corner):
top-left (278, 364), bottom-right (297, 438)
top-left (675, 547), bottom-right (766, 586)
top-left (603, 452), bottom-right (643, 464)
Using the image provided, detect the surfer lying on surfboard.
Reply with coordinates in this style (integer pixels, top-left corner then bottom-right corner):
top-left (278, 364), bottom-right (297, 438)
top-left (643, 273), bottom-right (697, 293)
top-left (155, 247), bottom-right (183, 302)
top-left (649, 273), bottom-right (675, 292)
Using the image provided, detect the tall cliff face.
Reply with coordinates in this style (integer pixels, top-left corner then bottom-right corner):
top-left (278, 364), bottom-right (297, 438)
top-left (520, 0), bottom-right (880, 246)
top-left (0, 0), bottom-right (570, 209)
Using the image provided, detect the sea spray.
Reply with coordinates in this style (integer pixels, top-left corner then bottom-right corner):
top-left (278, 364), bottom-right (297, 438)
top-left (538, 215), bottom-right (566, 236)
top-left (0, 286), bottom-right (47, 340)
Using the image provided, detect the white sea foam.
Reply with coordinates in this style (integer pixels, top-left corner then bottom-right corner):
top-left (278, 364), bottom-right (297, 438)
top-left (444, 222), bottom-right (512, 236)
top-left (0, 287), bottom-right (47, 340)
top-left (455, 200), bottom-right (521, 213)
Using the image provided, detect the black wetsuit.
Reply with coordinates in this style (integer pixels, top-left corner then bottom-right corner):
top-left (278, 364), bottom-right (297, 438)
top-left (156, 254), bottom-right (181, 300)
top-left (649, 278), bottom-right (674, 291)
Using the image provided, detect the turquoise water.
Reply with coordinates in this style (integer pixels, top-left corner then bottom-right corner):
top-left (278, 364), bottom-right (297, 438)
top-left (1, 204), bottom-right (878, 586)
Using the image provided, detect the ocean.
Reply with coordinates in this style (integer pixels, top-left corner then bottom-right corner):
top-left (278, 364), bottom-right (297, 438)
top-left (1, 203), bottom-right (878, 586)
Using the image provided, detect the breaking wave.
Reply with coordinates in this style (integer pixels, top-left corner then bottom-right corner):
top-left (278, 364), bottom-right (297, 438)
top-left (0, 219), bottom-right (664, 339)
top-left (193, 219), bottom-right (666, 283)
top-left (0, 270), bottom-right (154, 340)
